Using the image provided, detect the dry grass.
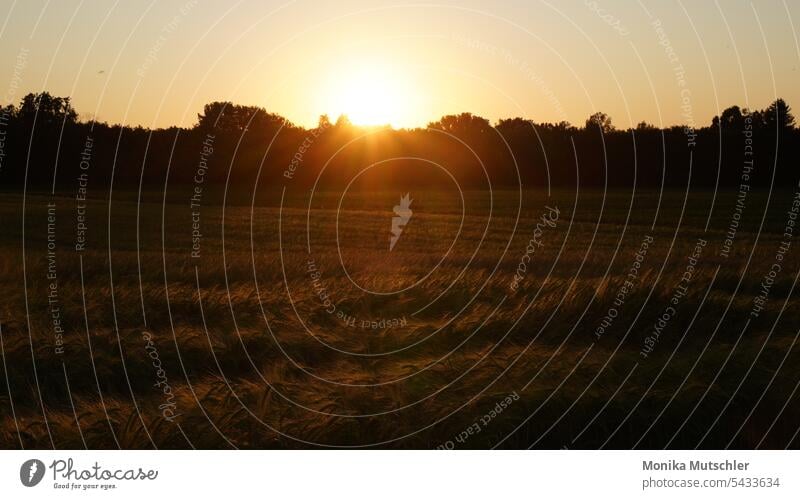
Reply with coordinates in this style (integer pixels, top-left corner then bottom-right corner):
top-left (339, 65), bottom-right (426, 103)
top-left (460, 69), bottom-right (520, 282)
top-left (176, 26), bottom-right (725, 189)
top-left (1, 189), bottom-right (799, 448)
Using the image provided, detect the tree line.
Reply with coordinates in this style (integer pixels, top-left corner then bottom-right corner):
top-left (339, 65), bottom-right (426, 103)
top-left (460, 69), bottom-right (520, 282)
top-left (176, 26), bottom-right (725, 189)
top-left (0, 92), bottom-right (797, 195)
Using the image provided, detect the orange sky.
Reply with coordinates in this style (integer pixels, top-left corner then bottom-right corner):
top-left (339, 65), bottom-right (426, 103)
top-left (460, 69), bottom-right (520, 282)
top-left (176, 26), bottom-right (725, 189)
top-left (1, 0), bottom-right (798, 129)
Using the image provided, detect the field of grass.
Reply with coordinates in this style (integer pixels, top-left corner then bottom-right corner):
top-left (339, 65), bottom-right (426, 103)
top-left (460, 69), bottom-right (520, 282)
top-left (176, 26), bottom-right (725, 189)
top-left (1, 187), bottom-right (799, 449)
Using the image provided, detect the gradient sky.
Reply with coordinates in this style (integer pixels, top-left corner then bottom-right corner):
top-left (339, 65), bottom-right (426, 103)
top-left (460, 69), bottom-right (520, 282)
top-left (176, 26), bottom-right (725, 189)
top-left (1, 0), bottom-right (798, 129)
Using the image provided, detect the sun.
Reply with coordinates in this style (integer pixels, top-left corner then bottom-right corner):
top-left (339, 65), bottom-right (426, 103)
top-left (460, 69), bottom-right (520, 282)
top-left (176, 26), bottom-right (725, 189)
top-left (322, 61), bottom-right (412, 128)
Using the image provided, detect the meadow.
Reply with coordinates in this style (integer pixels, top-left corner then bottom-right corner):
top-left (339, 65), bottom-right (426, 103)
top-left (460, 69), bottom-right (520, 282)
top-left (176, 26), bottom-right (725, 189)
top-left (1, 187), bottom-right (799, 449)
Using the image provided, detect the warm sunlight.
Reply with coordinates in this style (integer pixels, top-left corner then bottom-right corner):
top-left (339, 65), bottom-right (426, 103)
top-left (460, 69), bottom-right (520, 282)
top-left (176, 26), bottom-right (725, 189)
top-left (321, 61), bottom-right (414, 128)
top-left (6, 1), bottom-right (800, 480)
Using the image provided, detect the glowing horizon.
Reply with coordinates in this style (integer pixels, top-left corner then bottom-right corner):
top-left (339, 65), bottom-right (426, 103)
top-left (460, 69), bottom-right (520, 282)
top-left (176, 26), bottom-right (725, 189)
top-left (1, 1), bottom-right (799, 130)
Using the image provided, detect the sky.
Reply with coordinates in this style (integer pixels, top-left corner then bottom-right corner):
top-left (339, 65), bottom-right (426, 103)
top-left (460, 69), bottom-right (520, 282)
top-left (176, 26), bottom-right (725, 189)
top-left (0, 0), bottom-right (798, 129)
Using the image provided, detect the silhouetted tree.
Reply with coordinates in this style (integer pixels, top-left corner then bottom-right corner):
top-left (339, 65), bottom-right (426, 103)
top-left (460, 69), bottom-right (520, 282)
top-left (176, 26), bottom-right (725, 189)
top-left (334, 114), bottom-right (352, 128)
top-left (496, 117), bottom-right (532, 134)
top-left (0, 104), bottom-right (15, 121)
top-left (428, 113), bottom-right (491, 136)
top-left (635, 121), bottom-right (657, 131)
top-left (317, 114), bottom-right (332, 129)
top-left (585, 112), bottom-right (614, 133)
top-left (764, 98), bottom-right (795, 130)
top-left (196, 101), bottom-right (287, 134)
top-left (17, 92), bottom-right (77, 126)
top-left (715, 105), bottom-right (745, 129)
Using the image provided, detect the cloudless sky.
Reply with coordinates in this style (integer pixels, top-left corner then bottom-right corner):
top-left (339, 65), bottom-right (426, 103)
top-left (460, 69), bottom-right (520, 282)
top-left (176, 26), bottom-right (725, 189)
top-left (1, 0), bottom-right (798, 129)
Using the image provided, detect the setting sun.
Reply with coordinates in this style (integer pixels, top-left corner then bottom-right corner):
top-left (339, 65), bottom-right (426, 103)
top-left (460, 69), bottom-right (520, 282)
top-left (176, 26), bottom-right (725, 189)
top-left (321, 61), bottom-right (414, 128)
top-left (5, 0), bottom-right (800, 478)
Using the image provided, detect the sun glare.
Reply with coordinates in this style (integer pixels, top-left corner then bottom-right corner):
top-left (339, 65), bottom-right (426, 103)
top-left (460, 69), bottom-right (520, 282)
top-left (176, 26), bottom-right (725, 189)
top-left (323, 62), bottom-right (413, 128)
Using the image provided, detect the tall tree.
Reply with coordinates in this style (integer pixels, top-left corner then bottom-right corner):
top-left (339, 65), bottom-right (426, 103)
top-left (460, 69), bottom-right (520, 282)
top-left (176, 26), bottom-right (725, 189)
top-left (764, 98), bottom-right (795, 130)
top-left (585, 112), bottom-right (614, 133)
top-left (17, 92), bottom-right (77, 126)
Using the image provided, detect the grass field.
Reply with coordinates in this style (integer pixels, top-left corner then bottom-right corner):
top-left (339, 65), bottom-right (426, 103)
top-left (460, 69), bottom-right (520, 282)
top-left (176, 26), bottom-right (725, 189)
top-left (1, 187), bottom-right (800, 449)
